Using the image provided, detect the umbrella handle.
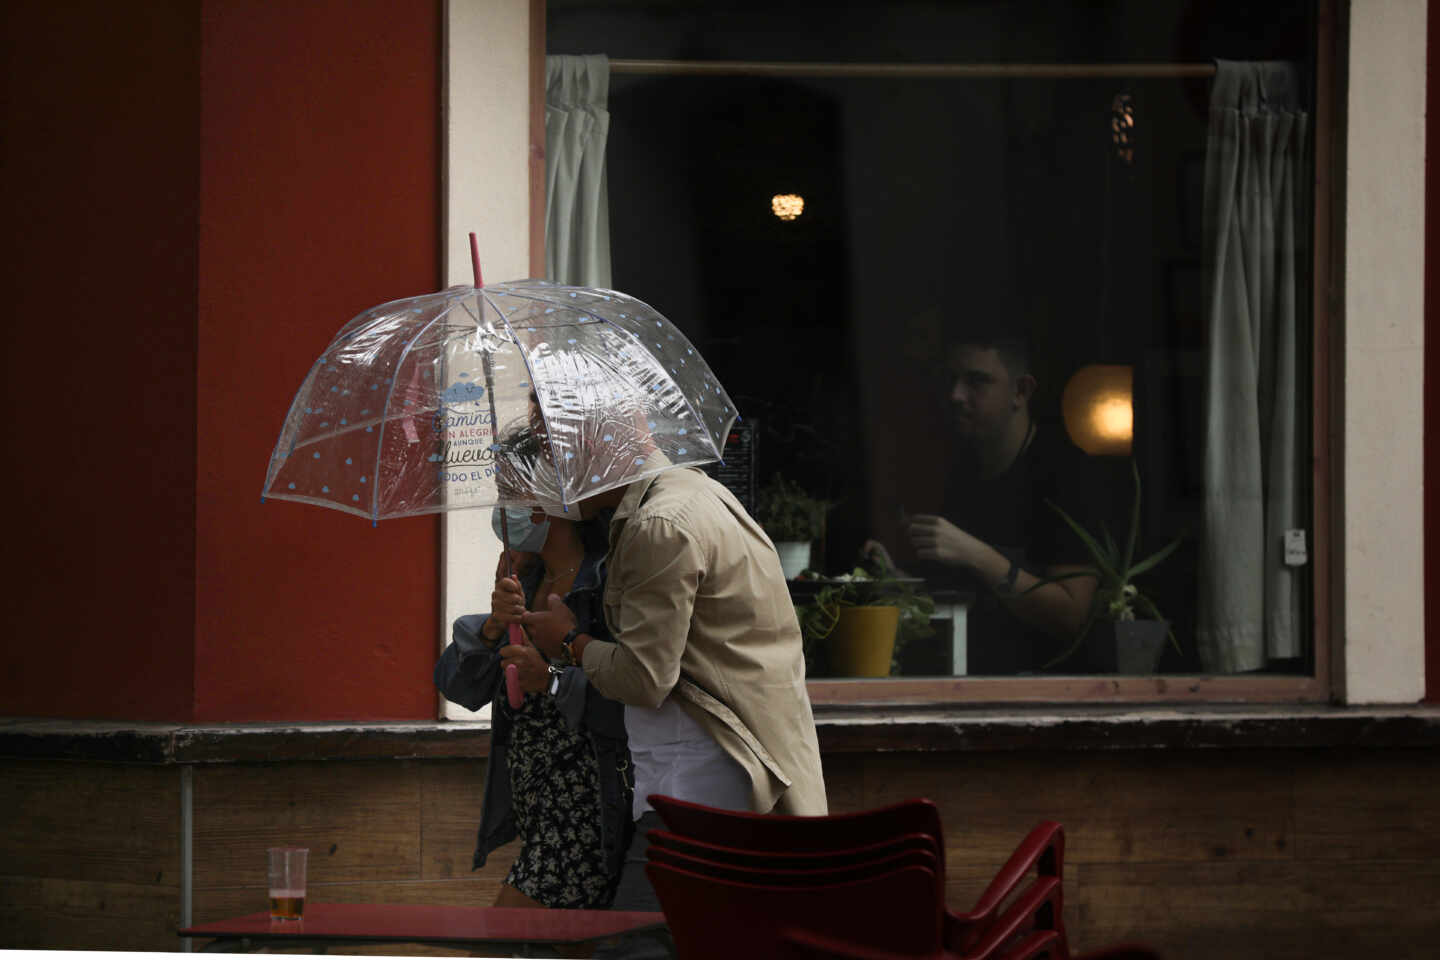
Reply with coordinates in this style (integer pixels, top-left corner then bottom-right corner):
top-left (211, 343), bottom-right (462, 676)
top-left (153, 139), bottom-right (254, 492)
top-left (505, 663), bottom-right (523, 709)
top-left (504, 623), bottom-right (527, 708)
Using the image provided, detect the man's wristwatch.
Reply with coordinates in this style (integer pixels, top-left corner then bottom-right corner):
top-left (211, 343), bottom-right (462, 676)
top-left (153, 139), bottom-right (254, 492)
top-left (560, 628), bottom-right (580, 666)
top-left (547, 663), bottom-right (565, 697)
top-left (996, 558), bottom-right (1021, 595)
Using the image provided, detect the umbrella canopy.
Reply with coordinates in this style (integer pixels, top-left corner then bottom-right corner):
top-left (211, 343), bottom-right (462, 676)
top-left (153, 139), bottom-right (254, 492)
top-left (262, 279), bottom-right (738, 521)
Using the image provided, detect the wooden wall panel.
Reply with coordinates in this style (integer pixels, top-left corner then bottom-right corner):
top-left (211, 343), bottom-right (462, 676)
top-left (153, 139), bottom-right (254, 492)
top-left (420, 759), bottom-right (490, 881)
top-left (862, 751), bottom-right (1294, 867)
top-left (0, 877), bottom-right (179, 952)
top-left (864, 752), bottom-right (1064, 866)
top-left (189, 759), bottom-right (518, 932)
top-left (1290, 747), bottom-right (1440, 859)
top-left (418, 760), bottom-right (521, 904)
top-left (819, 751), bottom-right (867, 812)
top-left (846, 749), bottom-right (1440, 959)
top-left (1070, 862), bottom-right (1318, 959)
top-left (6, 748), bottom-right (1440, 956)
top-left (0, 760), bottom-right (179, 950)
top-left (0, 761), bottom-right (179, 884)
top-left (1070, 858), bottom-right (1440, 960)
top-left (192, 761), bottom-right (422, 892)
top-left (1299, 859), bottom-right (1440, 950)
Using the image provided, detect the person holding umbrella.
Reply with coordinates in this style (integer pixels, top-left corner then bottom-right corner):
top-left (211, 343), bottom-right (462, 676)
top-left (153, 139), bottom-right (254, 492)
top-left (434, 425), bottom-right (633, 914)
top-left (506, 416), bottom-right (827, 935)
top-left (262, 253), bottom-right (819, 935)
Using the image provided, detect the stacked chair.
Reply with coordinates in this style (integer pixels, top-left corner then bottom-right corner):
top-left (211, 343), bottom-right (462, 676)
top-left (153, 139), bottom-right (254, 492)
top-left (644, 794), bottom-right (1159, 960)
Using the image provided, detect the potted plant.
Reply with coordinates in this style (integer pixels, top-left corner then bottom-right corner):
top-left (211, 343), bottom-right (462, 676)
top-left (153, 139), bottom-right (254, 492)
top-left (756, 473), bottom-right (834, 579)
top-left (794, 566), bottom-right (935, 677)
top-left (1031, 459), bottom-right (1185, 673)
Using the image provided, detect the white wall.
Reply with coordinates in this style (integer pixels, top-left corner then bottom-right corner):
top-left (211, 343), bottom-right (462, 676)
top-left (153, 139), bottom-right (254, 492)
top-left (441, 0), bottom-right (531, 720)
top-left (1343, 0), bottom-right (1427, 703)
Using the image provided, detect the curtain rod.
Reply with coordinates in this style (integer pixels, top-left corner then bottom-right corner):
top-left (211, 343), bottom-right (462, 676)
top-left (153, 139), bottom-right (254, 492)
top-left (608, 59), bottom-right (1216, 79)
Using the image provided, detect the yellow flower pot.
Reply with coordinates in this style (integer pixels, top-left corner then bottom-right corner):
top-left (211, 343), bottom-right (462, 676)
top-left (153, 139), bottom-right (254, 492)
top-left (827, 605), bottom-right (900, 677)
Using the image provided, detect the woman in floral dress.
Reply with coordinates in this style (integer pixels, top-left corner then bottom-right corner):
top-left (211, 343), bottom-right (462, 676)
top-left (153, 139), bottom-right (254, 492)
top-left (434, 428), bottom-right (631, 909)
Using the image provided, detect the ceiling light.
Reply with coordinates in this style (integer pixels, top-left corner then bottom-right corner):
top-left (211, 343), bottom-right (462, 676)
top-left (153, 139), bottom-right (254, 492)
top-left (771, 194), bottom-right (804, 221)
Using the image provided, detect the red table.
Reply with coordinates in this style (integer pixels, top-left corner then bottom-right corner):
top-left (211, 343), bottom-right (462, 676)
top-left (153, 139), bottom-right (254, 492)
top-left (180, 902), bottom-right (669, 953)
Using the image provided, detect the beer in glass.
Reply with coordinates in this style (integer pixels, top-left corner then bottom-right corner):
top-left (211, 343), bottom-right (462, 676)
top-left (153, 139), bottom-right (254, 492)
top-left (267, 846), bottom-right (308, 921)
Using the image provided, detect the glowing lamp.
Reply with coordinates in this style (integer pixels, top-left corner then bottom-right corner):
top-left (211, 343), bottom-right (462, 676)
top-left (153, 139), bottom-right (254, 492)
top-left (1061, 364), bottom-right (1133, 456)
top-left (771, 194), bottom-right (804, 221)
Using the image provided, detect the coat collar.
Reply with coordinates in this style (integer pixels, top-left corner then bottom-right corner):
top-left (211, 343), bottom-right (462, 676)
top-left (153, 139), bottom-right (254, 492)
top-left (612, 473), bottom-right (662, 525)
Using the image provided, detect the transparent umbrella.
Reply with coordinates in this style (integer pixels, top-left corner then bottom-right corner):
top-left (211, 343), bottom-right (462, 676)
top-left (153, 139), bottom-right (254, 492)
top-left (262, 242), bottom-right (738, 524)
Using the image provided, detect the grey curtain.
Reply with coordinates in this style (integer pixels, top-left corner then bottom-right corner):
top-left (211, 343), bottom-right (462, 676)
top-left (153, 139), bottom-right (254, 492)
top-left (545, 54), bottom-right (611, 287)
top-left (1196, 61), bottom-right (1310, 673)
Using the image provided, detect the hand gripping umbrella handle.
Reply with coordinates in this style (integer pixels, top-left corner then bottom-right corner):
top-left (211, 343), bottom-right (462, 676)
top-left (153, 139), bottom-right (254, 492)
top-left (504, 624), bottom-right (527, 708)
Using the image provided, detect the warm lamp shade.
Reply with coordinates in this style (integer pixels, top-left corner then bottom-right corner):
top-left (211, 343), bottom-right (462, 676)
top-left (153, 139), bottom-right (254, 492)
top-left (1061, 364), bottom-right (1133, 456)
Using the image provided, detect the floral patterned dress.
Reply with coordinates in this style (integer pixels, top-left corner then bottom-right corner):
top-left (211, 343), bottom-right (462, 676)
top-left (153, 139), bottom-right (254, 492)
top-left (501, 655), bottom-right (615, 907)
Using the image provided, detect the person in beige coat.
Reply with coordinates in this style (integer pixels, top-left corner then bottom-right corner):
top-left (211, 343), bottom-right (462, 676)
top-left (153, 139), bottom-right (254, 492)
top-left (503, 463), bottom-right (826, 951)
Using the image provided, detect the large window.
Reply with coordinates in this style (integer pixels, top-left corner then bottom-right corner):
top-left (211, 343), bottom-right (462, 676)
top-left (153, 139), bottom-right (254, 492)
top-left (545, 0), bottom-right (1335, 703)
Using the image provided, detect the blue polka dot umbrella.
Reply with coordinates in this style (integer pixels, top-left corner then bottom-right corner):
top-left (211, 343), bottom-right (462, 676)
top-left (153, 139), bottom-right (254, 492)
top-left (262, 238), bottom-right (738, 524)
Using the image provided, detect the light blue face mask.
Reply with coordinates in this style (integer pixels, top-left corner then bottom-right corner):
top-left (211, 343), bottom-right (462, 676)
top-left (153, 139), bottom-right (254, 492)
top-left (491, 506), bottom-right (550, 553)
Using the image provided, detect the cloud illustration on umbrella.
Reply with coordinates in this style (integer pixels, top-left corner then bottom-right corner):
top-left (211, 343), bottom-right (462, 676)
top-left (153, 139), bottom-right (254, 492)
top-left (440, 380), bottom-right (486, 405)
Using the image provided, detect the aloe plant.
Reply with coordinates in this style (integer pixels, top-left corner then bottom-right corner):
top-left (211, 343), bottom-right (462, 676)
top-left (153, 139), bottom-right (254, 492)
top-left (1028, 459), bottom-right (1185, 668)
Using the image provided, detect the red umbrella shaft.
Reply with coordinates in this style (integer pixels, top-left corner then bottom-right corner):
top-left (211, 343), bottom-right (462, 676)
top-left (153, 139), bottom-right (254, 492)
top-left (468, 232), bottom-right (519, 592)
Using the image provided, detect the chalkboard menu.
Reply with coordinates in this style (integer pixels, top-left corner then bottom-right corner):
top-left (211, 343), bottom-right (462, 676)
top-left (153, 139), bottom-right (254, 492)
top-left (702, 418), bottom-right (757, 516)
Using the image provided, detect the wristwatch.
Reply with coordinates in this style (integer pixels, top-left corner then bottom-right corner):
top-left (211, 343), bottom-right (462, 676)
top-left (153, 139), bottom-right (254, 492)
top-left (560, 628), bottom-right (580, 666)
top-left (996, 557), bottom-right (1021, 596)
top-left (547, 663), bottom-right (565, 697)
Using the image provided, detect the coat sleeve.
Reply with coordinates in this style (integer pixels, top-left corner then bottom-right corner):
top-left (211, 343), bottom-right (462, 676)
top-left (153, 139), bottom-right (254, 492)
top-left (434, 614), bottom-right (503, 711)
top-left (581, 516), bottom-right (702, 709)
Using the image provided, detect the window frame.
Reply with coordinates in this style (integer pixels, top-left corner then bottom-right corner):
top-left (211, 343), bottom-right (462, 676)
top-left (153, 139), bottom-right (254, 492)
top-left (522, 0), bottom-right (1346, 708)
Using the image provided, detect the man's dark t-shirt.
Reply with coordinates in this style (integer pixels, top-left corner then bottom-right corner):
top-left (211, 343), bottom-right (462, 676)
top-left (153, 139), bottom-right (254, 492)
top-left (928, 425), bottom-right (1110, 675)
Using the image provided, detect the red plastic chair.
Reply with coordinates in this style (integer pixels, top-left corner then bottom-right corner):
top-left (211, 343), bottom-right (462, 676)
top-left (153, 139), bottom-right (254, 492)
top-left (648, 827), bottom-right (941, 872)
top-left (649, 794), bottom-right (946, 862)
top-left (774, 876), bottom-right (1063, 960)
top-left (647, 795), bottom-right (1065, 956)
top-left (777, 885), bottom-right (1063, 959)
top-left (996, 930), bottom-right (1066, 960)
top-left (947, 821), bottom-right (1064, 956)
top-left (646, 859), bottom-right (946, 959)
top-left (647, 841), bottom-right (940, 888)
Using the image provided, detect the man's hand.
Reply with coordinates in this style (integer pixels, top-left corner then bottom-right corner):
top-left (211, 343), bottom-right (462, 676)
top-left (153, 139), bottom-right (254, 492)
top-left (498, 643), bottom-right (550, 694)
top-left (861, 539), bottom-right (897, 575)
top-left (520, 594), bottom-right (578, 662)
top-left (907, 514), bottom-right (985, 569)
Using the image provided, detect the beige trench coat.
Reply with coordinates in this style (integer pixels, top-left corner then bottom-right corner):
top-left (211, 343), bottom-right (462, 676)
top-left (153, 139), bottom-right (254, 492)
top-left (579, 467), bottom-right (827, 816)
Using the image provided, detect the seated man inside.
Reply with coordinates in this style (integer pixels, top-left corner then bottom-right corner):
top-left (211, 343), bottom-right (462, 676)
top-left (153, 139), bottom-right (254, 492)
top-left (866, 330), bottom-right (1110, 674)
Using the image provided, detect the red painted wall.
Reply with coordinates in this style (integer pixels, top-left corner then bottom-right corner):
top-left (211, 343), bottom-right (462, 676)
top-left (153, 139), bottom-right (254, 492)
top-left (195, 0), bottom-right (441, 721)
top-left (1, 2), bottom-right (201, 720)
top-left (0, 0), bottom-right (442, 722)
